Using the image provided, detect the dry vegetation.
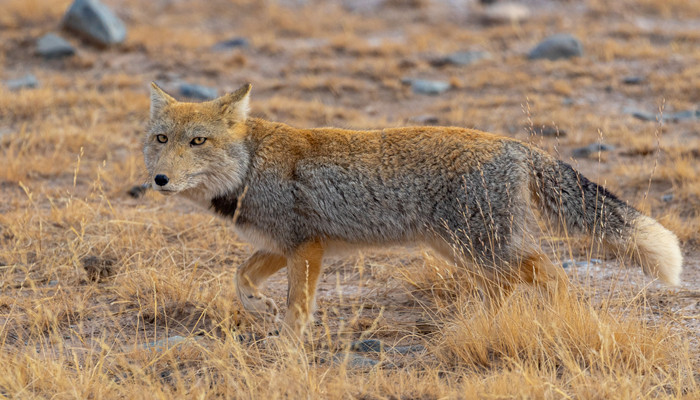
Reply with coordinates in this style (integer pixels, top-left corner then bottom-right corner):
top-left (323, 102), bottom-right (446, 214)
top-left (1, 0), bottom-right (698, 398)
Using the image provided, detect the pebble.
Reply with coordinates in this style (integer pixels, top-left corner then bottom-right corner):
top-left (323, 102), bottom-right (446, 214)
top-left (431, 51), bottom-right (490, 67)
top-left (213, 37), bottom-right (249, 50)
top-left (664, 109), bottom-right (700, 122)
top-left (36, 33), bottom-right (76, 59)
top-left (5, 74), bottom-right (39, 91)
top-left (410, 115), bottom-right (440, 125)
top-left (622, 76), bottom-right (645, 85)
top-left (626, 108), bottom-right (658, 122)
top-left (662, 194), bottom-right (674, 202)
top-left (531, 125), bottom-right (567, 137)
top-left (528, 34), bottom-right (583, 61)
top-left (62, 0), bottom-right (127, 46)
top-left (572, 143), bottom-right (615, 158)
top-left (351, 339), bottom-right (383, 352)
top-left (179, 83), bottom-right (218, 100)
top-left (626, 108), bottom-right (699, 123)
top-left (403, 78), bottom-right (450, 95)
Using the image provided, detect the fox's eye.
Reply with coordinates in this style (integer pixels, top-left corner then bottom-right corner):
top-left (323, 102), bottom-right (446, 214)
top-left (190, 137), bottom-right (207, 146)
top-left (156, 134), bottom-right (168, 143)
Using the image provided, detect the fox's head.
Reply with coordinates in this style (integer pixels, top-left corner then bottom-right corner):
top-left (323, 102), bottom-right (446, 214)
top-left (144, 82), bottom-right (252, 199)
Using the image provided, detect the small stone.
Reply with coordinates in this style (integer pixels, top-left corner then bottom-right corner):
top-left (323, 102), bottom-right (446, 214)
top-left (127, 184), bottom-right (150, 198)
top-left (179, 83), bottom-right (218, 100)
top-left (622, 76), bottom-right (645, 85)
top-left (410, 115), bottom-right (439, 125)
top-left (665, 110), bottom-right (699, 122)
top-left (351, 339), bottom-right (383, 353)
top-left (628, 109), bottom-right (658, 122)
top-left (431, 51), bottom-right (490, 67)
top-left (390, 344), bottom-right (426, 355)
top-left (482, 2), bottom-right (531, 24)
top-left (562, 260), bottom-right (574, 269)
top-left (62, 0), bottom-right (127, 46)
top-left (5, 74), bottom-right (39, 91)
top-left (528, 34), bottom-right (583, 61)
top-left (48, 280), bottom-right (59, 286)
top-left (36, 33), bottom-right (76, 59)
top-left (213, 37), bottom-right (249, 50)
top-left (572, 143), bottom-right (615, 158)
top-left (626, 108), bottom-right (699, 123)
top-left (403, 79), bottom-right (450, 95)
top-left (662, 194), bottom-right (674, 202)
top-left (531, 125), bottom-right (567, 137)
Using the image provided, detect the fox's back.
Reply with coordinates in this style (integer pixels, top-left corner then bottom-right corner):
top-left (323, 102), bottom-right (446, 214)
top-left (233, 120), bottom-right (536, 251)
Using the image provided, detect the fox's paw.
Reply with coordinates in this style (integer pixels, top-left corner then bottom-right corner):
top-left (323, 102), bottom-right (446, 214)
top-left (240, 292), bottom-right (280, 321)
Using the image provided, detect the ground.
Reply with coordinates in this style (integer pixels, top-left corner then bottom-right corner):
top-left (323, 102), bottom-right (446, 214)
top-left (0, 0), bottom-right (698, 398)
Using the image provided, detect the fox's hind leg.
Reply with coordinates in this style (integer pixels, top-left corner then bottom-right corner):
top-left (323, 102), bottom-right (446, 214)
top-left (284, 240), bottom-right (324, 338)
top-left (517, 251), bottom-right (569, 300)
top-left (236, 251), bottom-right (287, 323)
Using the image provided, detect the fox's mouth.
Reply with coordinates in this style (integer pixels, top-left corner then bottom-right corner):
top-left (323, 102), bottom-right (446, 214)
top-left (152, 187), bottom-right (178, 196)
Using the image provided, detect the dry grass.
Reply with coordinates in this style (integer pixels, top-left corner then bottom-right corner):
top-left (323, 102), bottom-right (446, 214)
top-left (1, 0), bottom-right (699, 398)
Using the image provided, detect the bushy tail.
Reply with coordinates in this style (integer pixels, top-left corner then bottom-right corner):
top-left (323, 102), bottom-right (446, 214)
top-left (528, 152), bottom-right (682, 285)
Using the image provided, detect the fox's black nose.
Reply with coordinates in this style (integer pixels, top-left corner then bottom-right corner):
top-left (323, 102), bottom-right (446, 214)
top-left (154, 174), bottom-right (169, 186)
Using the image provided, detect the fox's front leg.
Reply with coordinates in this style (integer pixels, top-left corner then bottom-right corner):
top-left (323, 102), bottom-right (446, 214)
top-left (235, 251), bottom-right (287, 324)
top-left (284, 240), bottom-right (324, 338)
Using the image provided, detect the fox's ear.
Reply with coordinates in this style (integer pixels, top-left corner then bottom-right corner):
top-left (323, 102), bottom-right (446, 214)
top-left (215, 83), bottom-right (252, 122)
top-left (150, 82), bottom-right (176, 119)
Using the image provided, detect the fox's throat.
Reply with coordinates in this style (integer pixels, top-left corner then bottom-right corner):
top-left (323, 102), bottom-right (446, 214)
top-left (210, 193), bottom-right (240, 219)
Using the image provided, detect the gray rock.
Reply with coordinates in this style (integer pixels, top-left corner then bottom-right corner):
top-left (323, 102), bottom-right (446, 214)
top-left (179, 83), bottom-right (218, 100)
top-left (627, 109), bottom-right (658, 121)
top-left (410, 115), bottom-right (440, 125)
top-left (403, 78), bottom-right (450, 95)
top-left (532, 125), bottom-right (567, 137)
top-left (662, 194), bottom-right (674, 202)
top-left (213, 37), bottom-right (249, 50)
top-left (572, 143), bottom-right (615, 158)
top-left (36, 33), bottom-right (76, 59)
top-left (62, 0), bottom-right (127, 46)
top-left (622, 76), bottom-right (645, 85)
top-left (625, 108), bottom-right (699, 123)
top-left (6, 74), bottom-right (39, 91)
top-left (665, 110), bottom-right (700, 122)
top-left (141, 336), bottom-right (187, 352)
top-left (528, 34), bottom-right (583, 61)
top-left (431, 51), bottom-right (490, 67)
top-left (351, 339), bottom-right (383, 353)
top-left (390, 344), bottom-right (426, 355)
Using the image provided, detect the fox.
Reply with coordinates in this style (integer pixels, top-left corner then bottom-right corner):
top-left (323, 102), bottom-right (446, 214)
top-left (144, 82), bottom-right (683, 337)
